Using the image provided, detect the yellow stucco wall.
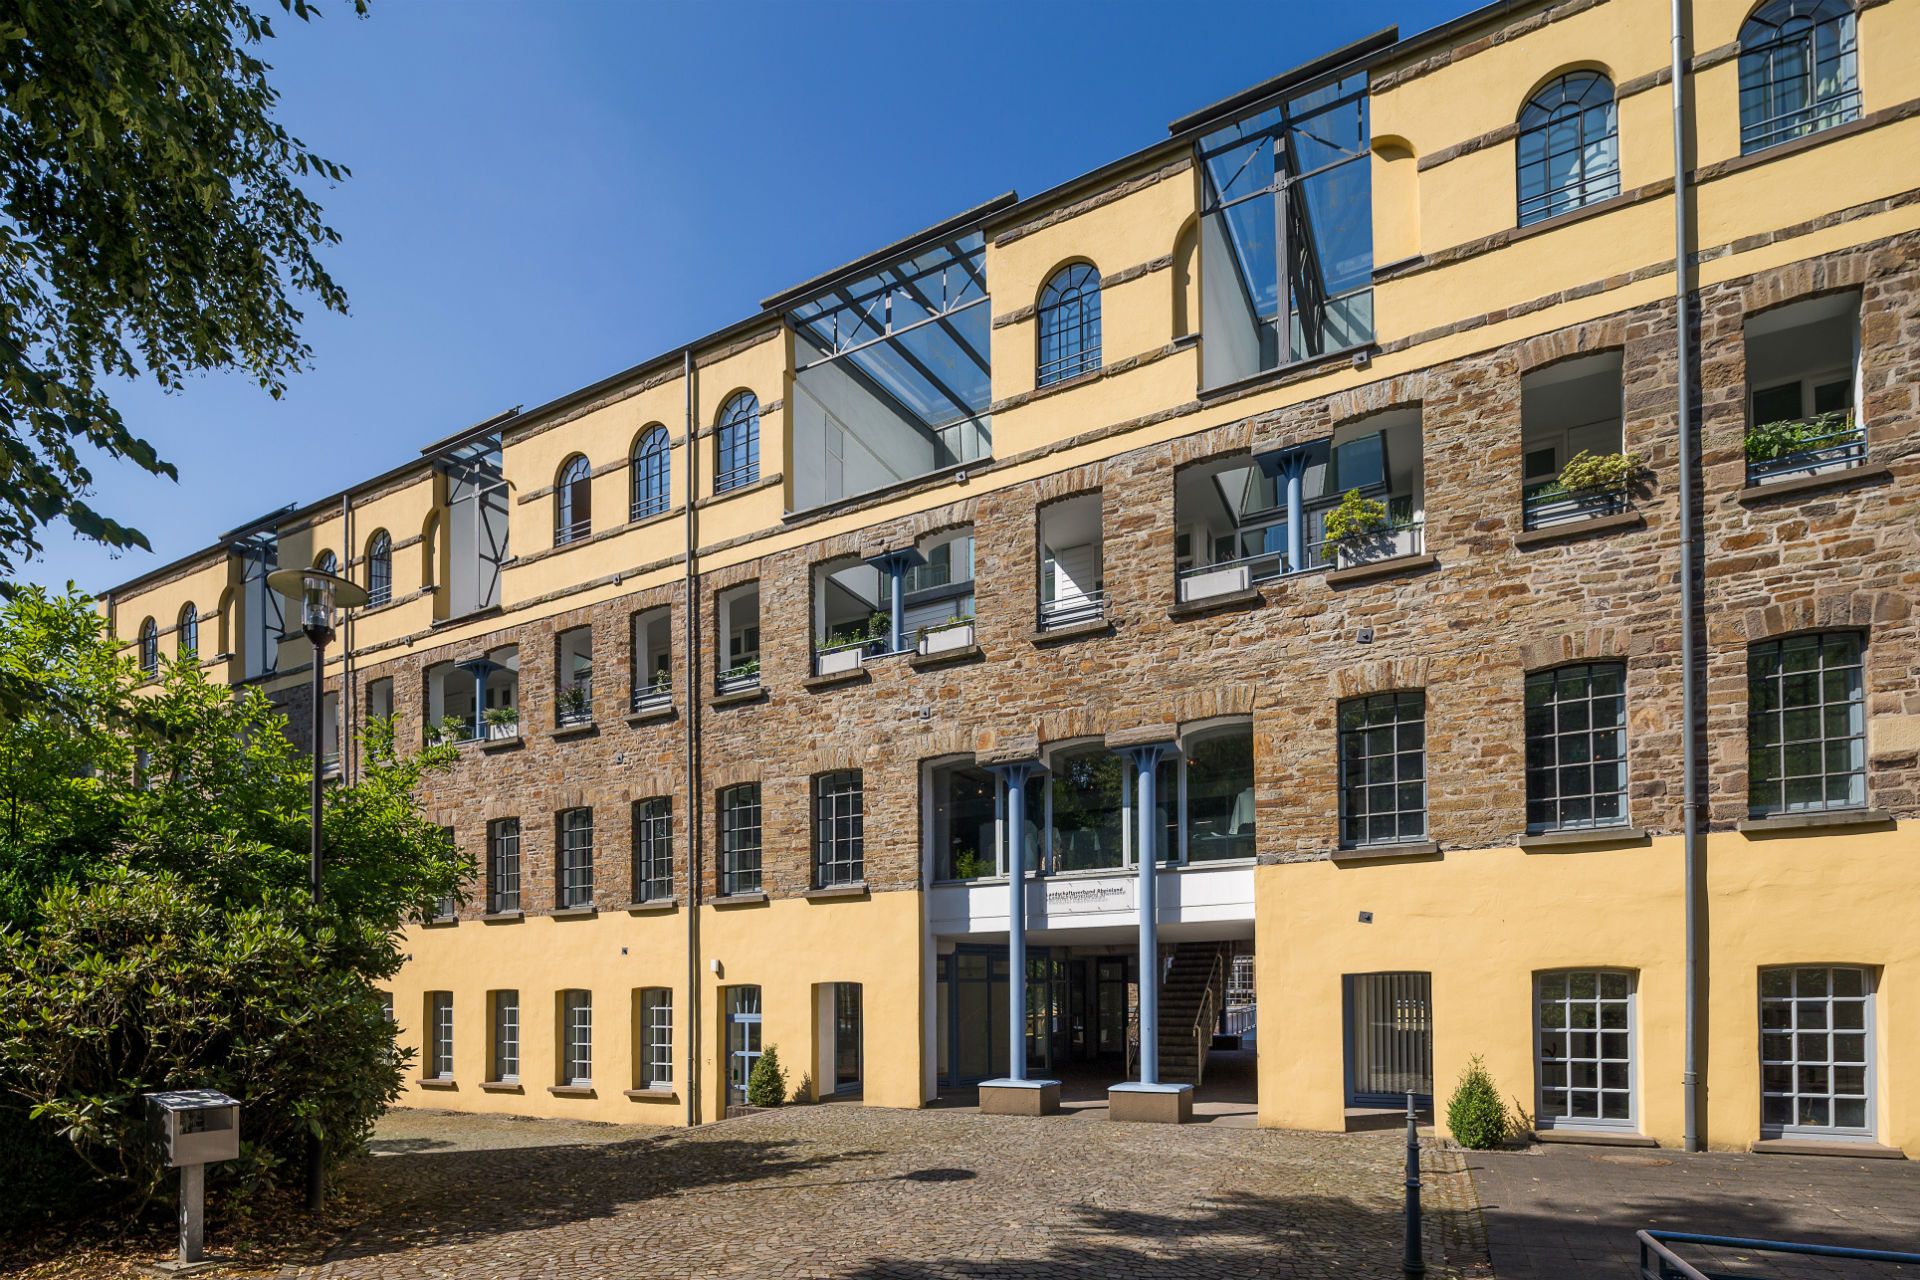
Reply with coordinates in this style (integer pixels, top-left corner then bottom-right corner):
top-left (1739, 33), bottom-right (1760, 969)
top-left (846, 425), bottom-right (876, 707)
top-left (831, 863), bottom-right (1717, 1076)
top-left (1256, 826), bottom-right (1919, 1153)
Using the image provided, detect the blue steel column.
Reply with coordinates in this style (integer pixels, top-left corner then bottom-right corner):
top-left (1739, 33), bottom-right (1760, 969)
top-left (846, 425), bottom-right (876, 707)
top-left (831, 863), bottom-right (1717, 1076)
top-left (1282, 453), bottom-right (1307, 574)
top-left (1125, 744), bottom-right (1171, 1086)
top-left (888, 557), bottom-right (907, 654)
top-left (995, 762), bottom-right (1037, 1082)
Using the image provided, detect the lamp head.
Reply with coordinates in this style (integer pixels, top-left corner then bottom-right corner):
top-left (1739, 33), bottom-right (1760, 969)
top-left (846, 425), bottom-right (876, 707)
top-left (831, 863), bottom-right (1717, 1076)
top-left (266, 568), bottom-right (368, 647)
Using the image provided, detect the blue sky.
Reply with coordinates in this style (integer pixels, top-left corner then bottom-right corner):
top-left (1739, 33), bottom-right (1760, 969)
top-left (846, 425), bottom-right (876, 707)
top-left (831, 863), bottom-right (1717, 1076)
top-left (34, 0), bottom-right (1467, 594)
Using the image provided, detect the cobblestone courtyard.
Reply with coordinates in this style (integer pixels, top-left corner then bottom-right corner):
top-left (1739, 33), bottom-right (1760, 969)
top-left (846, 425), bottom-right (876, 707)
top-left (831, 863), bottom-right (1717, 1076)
top-left (294, 1105), bottom-right (1488, 1279)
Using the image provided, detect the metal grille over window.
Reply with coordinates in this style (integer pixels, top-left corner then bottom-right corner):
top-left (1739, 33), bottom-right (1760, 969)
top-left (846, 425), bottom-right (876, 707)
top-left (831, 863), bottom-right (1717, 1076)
top-left (558, 808), bottom-right (594, 908)
top-left (1761, 966), bottom-right (1872, 1136)
top-left (555, 455), bottom-right (592, 546)
top-left (429, 991), bottom-right (454, 1080)
top-left (640, 989), bottom-right (673, 1090)
top-left (562, 991), bottom-right (592, 1086)
top-left (1537, 971), bottom-right (1633, 1127)
top-left (813, 771), bottom-right (864, 888)
top-left (488, 818), bottom-right (521, 914)
top-left (633, 798), bottom-right (672, 903)
top-left (366, 530), bottom-right (392, 606)
top-left (491, 990), bottom-right (519, 1083)
top-left (719, 784), bottom-right (762, 896)
top-left (1338, 692), bottom-right (1427, 847)
top-left (630, 426), bottom-right (670, 521)
top-left (1525, 664), bottom-right (1628, 831)
top-left (1748, 631), bottom-right (1864, 816)
top-left (1516, 72), bottom-right (1619, 226)
top-left (1036, 263), bottom-right (1102, 386)
top-left (1739, 0), bottom-right (1861, 154)
top-left (714, 392), bottom-right (760, 494)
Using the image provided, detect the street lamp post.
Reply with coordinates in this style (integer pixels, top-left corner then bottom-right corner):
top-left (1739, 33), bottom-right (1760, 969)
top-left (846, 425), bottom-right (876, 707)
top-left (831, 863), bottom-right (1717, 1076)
top-left (267, 567), bottom-right (367, 1214)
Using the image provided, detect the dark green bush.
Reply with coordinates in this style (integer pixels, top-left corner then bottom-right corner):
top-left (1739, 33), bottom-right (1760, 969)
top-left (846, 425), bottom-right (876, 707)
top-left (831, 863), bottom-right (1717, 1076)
top-left (1445, 1055), bottom-right (1513, 1149)
top-left (746, 1044), bottom-right (788, 1109)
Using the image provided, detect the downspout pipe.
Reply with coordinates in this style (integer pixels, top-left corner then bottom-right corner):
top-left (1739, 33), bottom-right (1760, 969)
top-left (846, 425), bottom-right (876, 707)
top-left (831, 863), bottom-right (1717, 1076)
top-left (682, 348), bottom-right (703, 1128)
top-left (1669, 0), bottom-right (1704, 1154)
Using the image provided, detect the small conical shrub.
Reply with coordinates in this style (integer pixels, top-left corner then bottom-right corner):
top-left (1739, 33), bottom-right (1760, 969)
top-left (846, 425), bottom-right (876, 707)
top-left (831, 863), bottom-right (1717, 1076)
top-left (746, 1044), bottom-right (788, 1109)
top-left (1445, 1055), bottom-right (1512, 1149)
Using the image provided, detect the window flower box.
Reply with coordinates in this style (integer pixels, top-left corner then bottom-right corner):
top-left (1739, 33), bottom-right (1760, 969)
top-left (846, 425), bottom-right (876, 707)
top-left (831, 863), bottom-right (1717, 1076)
top-left (916, 619), bottom-right (976, 656)
top-left (1179, 563), bottom-right (1252, 603)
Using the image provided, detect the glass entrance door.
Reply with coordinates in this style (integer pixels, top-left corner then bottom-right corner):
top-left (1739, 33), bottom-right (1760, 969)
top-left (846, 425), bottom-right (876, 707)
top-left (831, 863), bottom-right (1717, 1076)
top-left (726, 985), bottom-right (763, 1110)
top-left (1096, 956), bottom-right (1131, 1057)
top-left (833, 983), bottom-right (862, 1095)
top-left (1346, 972), bottom-right (1433, 1106)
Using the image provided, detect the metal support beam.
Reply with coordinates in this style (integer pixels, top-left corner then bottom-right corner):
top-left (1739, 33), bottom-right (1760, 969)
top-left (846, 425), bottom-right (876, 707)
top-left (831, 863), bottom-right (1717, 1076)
top-left (992, 761), bottom-right (1039, 1082)
top-left (1124, 743), bottom-right (1175, 1086)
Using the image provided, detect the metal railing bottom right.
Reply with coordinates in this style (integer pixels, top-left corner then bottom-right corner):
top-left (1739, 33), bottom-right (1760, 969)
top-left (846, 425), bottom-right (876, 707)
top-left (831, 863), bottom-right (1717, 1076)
top-left (1638, 1229), bottom-right (1920, 1279)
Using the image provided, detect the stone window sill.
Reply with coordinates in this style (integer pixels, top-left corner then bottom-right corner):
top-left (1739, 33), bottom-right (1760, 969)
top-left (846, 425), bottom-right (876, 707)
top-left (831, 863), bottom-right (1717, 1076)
top-left (1533, 1128), bottom-right (1658, 1148)
top-left (1750, 1138), bottom-right (1904, 1159)
top-left (1167, 587), bottom-right (1264, 620)
top-left (626, 705), bottom-right (677, 726)
top-left (551, 905), bottom-right (599, 920)
top-left (1517, 826), bottom-right (1649, 851)
top-left (479, 1080), bottom-right (523, 1094)
top-left (551, 721), bottom-right (599, 741)
top-left (1737, 808), bottom-right (1893, 835)
top-left (1324, 553), bottom-right (1439, 588)
top-left (481, 910), bottom-right (524, 924)
top-left (804, 882), bottom-right (868, 901)
top-left (712, 891), bottom-right (767, 908)
top-left (548, 1084), bottom-right (596, 1098)
top-left (1028, 618), bottom-right (1114, 647)
top-left (1331, 841), bottom-right (1441, 864)
top-left (802, 667), bottom-right (869, 691)
top-left (624, 1087), bottom-right (678, 1102)
top-left (423, 915), bottom-right (458, 928)
top-left (711, 686), bottom-right (767, 709)
top-left (480, 736), bottom-right (526, 754)
top-left (1733, 462), bottom-right (1891, 506)
top-left (910, 644), bottom-right (983, 670)
top-left (417, 1078), bottom-right (458, 1091)
top-left (625, 897), bottom-right (678, 914)
top-left (1512, 510), bottom-right (1645, 549)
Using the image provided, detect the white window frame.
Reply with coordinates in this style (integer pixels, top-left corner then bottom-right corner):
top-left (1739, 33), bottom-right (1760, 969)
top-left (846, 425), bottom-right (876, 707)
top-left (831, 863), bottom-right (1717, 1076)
top-left (1759, 964), bottom-right (1875, 1141)
top-left (491, 989), bottom-right (520, 1084)
top-left (429, 991), bottom-right (455, 1080)
top-left (1533, 969), bottom-right (1637, 1132)
top-left (639, 988), bottom-right (673, 1090)
top-left (562, 990), bottom-right (593, 1087)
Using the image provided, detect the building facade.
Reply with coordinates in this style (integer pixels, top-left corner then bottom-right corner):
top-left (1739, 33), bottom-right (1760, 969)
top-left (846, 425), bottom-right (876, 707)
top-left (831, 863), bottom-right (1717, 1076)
top-left (103, 0), bottom-right (1920, 1155)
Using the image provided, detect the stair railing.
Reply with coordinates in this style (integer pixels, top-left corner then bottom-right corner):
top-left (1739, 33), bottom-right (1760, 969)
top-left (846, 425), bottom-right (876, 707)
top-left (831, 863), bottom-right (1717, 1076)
top-left (1189, 948), bottom-right (1226, 1089)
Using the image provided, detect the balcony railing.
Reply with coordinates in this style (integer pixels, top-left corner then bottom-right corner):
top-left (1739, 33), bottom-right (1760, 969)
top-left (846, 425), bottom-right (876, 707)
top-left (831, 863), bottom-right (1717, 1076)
top-left (631, 680), bottom-right (672, 713)
top-left (1522, 481), bottom-right (1631, 530)
top-left (428, 716), bottom-right (480, 746)
top-left (320, 750), bottom-right (341, 777)
top-left (1747, 421), bottom-right (1867, 486)
top-left (814, 635), bottom-right (879, 675)
top-left (1176, 540), bottom-right (1335, 600)
top-left (556, 680), bottom-right (594, 727)
top-left (714, 463), bottom-right (758, 494)
top-left (1327, 521), bottom-right (1423, 569)
top-left (1038, 589), bottom-right (1106, 632)
top-left (554, 516), bottom-right (591, 547)
top-left (716, 661), bottom-right (761, 695)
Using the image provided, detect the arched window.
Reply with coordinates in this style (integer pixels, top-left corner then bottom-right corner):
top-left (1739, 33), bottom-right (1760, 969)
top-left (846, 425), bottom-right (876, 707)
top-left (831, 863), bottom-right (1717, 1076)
top-left (177, 604), bottom-right (198, 659)
top-left (714, 392), bottom-right (760, 494)
top-left (1739, 0), bottom-right (1860, 154)
top-left (1516, 72), bottom-right (1620, 226)
top-left (555, 455), bottom-right (592, 546)
top-left (138, 618), bottom-right (158, 676)
top-left (630, 426), bottom-right (669, 521)
top-left (365, 530), bottom-right (392, 606)
top-left (315, 550), bottom-right (338, 575)
top-left (1037, 263), bottom-right (1102, 387)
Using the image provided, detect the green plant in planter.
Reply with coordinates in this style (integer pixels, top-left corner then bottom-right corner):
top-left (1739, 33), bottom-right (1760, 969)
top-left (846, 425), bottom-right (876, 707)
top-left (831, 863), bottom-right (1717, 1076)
top-left (1445, 1055), bottom-right (1515, 1150)
top-left (724, 656), bottom-right (760, 680)
top-left (430, 715), bottom-right (469, 745)
top-left (556, 684), bottom-right (589, 717)
top-left (1322, 488), bottom-right (1391, 543)
top-left (1556, 449), bottom-right (1645, 492)
top-left (483, 704), bottom-right (519, 728)
top-left (1745, 411), bottom-right (1852, 463)
top-left (746, 1043), bottom-right (788, 1108)
top-left (951, 848), bottom-right (991, 879)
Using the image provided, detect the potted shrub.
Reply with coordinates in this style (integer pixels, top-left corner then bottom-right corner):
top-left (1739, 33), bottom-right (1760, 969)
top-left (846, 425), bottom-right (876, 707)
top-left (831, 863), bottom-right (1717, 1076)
top-left (745, 1043), bottom-right (789, 1109)
top-left (1527, 449), bottom-right (1644, 527)
top-left (719, 656), bottom-right (760, 691)
top-left (1324, 489), bottom-right (1410, 568)
top-left (950, 847), bottom-right (992, 879)
top-left (915, 613), bottom-right (975, 657)
top-left (483, 704), bottom-right (519, 740)
top-left (428, 715), bottom-right (469, 746)
top-left (1445, 1055), bottom-right (1518, 1150)
top-left (1745, 412), bottom-right (1857, 481)
top-left (555, 682), bottom-right (591, 724)
top-left (816, 627), bottom-right (868, 676)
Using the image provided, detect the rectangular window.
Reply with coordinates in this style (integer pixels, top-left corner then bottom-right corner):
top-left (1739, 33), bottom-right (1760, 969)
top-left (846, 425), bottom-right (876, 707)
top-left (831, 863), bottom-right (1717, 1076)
top-left (1761, 966), bottom-right (1873, 1138)
top-left (1748, 632), bottom-right (1865, 816)
top-left (487, 818), bottom-right (521, 914)
top-left (631, 608), bottom-right (672, 711)
top-left (558, 808), bottom-right (595, 908)
top-left (638, 988), bottom-right (673, 1090)
top-left (1536, 971), bottom-right (1633, 1129)
top-left (556, 627), bottom-right (594, 726)
top-left (432, 827), bottom-right (458, 920)
top-left (366, 676), bottom-right (393, 727)
top-left (429, 991), bottom-right (454, 1080)
top-left (633, 798), bottom-right (672, 903)
top-left (719, 784), bottom-right (762, 896)
top-left (1525, 664), bottom-right (1628, 832)
top-left (1338, 692), bottom-right (1426, 847)
top-left (561, 990), bottom-right (592, 1086)
top-left (491, 990), bottom-right (520, 1083)
top-left (717, 584), bottom-right (761, 693)
top-left (1744, 292), bottom-right (1863, 485)
top-left (812, 770), bottom-right (864, 888)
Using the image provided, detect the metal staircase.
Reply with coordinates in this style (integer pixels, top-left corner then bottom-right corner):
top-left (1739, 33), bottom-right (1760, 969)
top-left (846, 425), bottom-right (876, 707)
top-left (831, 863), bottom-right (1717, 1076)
top-left (1158, 942), bottom-right (1230, 1086)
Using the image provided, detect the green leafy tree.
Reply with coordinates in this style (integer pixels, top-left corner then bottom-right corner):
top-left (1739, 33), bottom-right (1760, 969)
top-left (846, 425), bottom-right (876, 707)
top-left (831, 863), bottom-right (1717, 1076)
top-left (0, 0), bottom-right (361, 586)
top-left (0, 587), bottom-right (468, 1223)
